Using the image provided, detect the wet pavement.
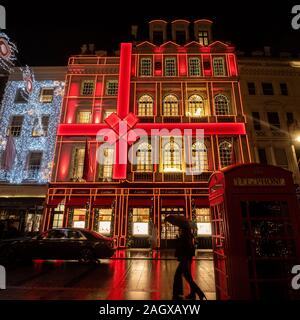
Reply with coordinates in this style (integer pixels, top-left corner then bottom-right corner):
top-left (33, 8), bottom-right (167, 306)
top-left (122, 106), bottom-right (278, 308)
top-left (0, 249), bottom-right (215, 300)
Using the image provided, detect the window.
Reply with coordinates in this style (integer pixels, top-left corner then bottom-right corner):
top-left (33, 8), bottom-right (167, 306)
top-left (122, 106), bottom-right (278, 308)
top-left (247, 82), bottom-right (256, 95)
top-left (15, 88), bottom-right (27, 103)
top-left (196, 208), bottom-right (211, 236)
top-left (274, 148), bottom-right (288, 170)
top-left (162, 137), bottom-right (182, 172)
top-left (153, 31), bottom-right (164, 45)
top-left (258, 148), bottom-right (268, 165)
top-left (163, 94), bottom-right (179, 116)
top-left (198, 31), bottom-right (209, 46)
top-left (132, 208), bottom-right (150, 236)
top-left (81, 80), bottom-right (94, 96)
top-left (164, 57), bottom-right (177, 76)
top-left (280, 83), bottom-right (288, 96)
top-left (52, 203), bottom-right (64, 228)
top-left (67, 230), bottom-right (86, 240)
top-left (214, 94), bottom-right (230, 115)
top-left (99, 148), bottom-right (114, 181)
top-left (252, 112), bottom-right (261, 131)
top-left (213, 57), bottom-right (226, 76)
top-left (8, 116), bottom-right (24, 137)
top-left (73, 208), bottom-right (86, 228)
top-left (219, 140), bottom-right (232, 168)
top-left (175, 30), bottom-right (186, 45)
top-left (27, 151), bottom-right (42, 179)
top-left (43, 229), bottom-right (67, 239)
top-left (77, 111), bottom-right (91, 124)
top-left (40, 88), bottom-right (54, 103)
top-left (262, 82), bottom-right (274, 95)
top-left (187, 94), bottom-right (204, 117)
top-left (286, 112), bottom-right (294, 126)
top-left (98, 208), bottom-right (113, 235)
top-left (138, 95), bottom-right (153, 116)
top-left (42, 116), bottom-right (50, 136)
top-left (32, 116), bottom-right (49, 137)
top-left (188, 57), bottom-right (201, 76)
top-left (106, 80), bottom-right (118, 95)
top-left (267, 112), bottom-right (280, 130)
top-left (140, 58), bottom-right (152, 76)
top-left (192, 141), bottom-right (208, 173)
top-left (136, 142), bottom-right (152, 172)
top-left (72, 147), bottom-right (85, 180)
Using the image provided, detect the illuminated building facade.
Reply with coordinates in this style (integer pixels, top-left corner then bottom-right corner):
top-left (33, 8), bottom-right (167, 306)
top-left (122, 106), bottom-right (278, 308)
top-left (238, 53), bottom-right (300, 185)
top-left (0, 67), bottom-right (65, 233)
top-left (43, 20), bottom-right (251, 248)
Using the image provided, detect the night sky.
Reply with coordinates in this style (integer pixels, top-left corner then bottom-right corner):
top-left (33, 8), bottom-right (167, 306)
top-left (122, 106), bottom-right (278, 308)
top-left (3, 0), bottom-right (300, 66)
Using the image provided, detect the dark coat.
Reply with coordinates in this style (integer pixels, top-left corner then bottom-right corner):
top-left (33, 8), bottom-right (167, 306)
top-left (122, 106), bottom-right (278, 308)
top-left (175, 229), bottom-right (195, 260)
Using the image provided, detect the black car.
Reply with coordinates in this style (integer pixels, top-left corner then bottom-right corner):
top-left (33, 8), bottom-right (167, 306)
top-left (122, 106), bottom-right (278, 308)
top-left (0, 228), bottom-right (115, 264)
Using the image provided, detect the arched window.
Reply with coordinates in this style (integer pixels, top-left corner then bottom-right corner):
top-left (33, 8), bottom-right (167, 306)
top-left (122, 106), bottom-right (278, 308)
top-left (136, 142), bottom-right (152, 172)
top-left (214, 94), bottom-right (230, 115)
top-left (192, 141), bottom-right (208, 172)
top-left (162, 137), bottom-right (182, 172)
top-left (187, 95), bottom-right (205, 117)
top-left (219, 141), bottom-right (232, 168)
top-left (163, 94), bottom-right (179, 116)
top-left (138, 95), bottom-right (153, 116)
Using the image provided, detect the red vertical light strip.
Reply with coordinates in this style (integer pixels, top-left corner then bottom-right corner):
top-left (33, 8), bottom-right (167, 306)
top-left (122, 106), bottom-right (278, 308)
top-left (203, 54), bottom-right (212, 76)
top-left (114, 43), bottom-right (132, 179)
top-left (117, 43), bottom-right (132, 118)
top-left (131, 54), bottom-right (137, 76)
top-left (178, 54), bottom-right (187, 76)
top-left (228, 54), bottom-right (238, 77)
top-left (154, 54), bottom-right (162, 76)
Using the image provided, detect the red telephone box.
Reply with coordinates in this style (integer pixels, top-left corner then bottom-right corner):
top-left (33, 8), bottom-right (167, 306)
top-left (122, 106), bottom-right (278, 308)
top-left (208, 163), bottom-right (300, 300)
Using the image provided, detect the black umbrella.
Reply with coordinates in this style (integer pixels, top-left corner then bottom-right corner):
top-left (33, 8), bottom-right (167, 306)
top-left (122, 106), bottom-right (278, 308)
top-left (164, 214), bottom-right (196, 229)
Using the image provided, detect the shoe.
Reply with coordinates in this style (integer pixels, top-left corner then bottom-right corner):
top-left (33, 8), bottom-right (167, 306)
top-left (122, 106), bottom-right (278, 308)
top-left (185, 293), bottom-right (196, 300)
top-left (197, 291), bottom-right (207, 301)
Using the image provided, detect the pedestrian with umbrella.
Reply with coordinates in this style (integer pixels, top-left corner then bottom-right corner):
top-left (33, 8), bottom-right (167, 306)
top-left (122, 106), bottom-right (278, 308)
top-left (165, 214), bottom-right (207, 300)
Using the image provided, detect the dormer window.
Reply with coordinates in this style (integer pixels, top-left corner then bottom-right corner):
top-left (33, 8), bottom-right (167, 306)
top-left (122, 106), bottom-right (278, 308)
top-left (198, 31), bottom-right (209, 46)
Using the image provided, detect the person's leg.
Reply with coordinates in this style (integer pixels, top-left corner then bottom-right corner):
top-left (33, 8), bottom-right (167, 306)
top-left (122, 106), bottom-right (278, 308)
top-left (182, 259), bottom-right (206, 300)
top-left (172, 261), bottom-right (184, 299)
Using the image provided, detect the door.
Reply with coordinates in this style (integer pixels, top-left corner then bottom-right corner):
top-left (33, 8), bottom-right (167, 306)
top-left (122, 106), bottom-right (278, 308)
top-left (160, 207), bottom-right (185, 249)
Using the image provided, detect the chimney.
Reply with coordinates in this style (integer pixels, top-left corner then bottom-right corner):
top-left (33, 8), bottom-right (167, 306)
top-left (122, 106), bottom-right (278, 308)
top-left (264, 46), bottom-right (271, 57)
top-left (80, 44), bottom-right (88, 54)
top-left (88, 44), bottom-right (95, 54)
top-left (131, 25), bottom-right (138, 40)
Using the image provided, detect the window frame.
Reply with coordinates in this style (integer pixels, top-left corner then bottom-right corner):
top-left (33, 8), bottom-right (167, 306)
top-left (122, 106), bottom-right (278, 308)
top-left (188, 57), bottom-right (201, 76)
top-left (164, 57), bottom-right (177, 77)
top-left (139, 57), bottom-right (152, 77)
top-left (39, 88), bottom-right (54, 103)
top-left (105, 80), bottom-right (118, 96)
top-left (80, 80), bottom-right (95, 96)
top-left (213, 57), bottom-right (226, 77)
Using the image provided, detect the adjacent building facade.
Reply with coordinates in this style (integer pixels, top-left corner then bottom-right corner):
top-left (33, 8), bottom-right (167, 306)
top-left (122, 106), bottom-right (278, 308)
top-left (0, 67), bottom-right (65, 233)
top-left (42, 20), bottom-right (251, 248)
top-left (239, 55), bottom-right (300, 185)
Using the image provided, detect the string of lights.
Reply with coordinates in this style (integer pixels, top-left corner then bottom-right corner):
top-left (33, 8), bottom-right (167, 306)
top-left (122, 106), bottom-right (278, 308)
top-left (0, 80), bottom-right (64, 184)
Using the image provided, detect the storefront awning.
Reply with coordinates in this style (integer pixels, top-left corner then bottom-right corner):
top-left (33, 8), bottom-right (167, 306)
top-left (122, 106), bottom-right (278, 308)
top-left (161, 198), bottom-right (186, 207)
top-left (92, 197), bottom-right (115, 208)
top-left (128, 198), bottom-right (153, 207)
top-left (46, 197), bottom-right (64, 208)
top-left (65, 197), bottom-right (90, 208)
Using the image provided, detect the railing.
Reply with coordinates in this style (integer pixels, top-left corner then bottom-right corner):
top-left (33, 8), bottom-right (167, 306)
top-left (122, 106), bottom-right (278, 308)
top-left (192, 172), bottom-right (213, 182)
top-left (134, 172), bottom-right (153, 182)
